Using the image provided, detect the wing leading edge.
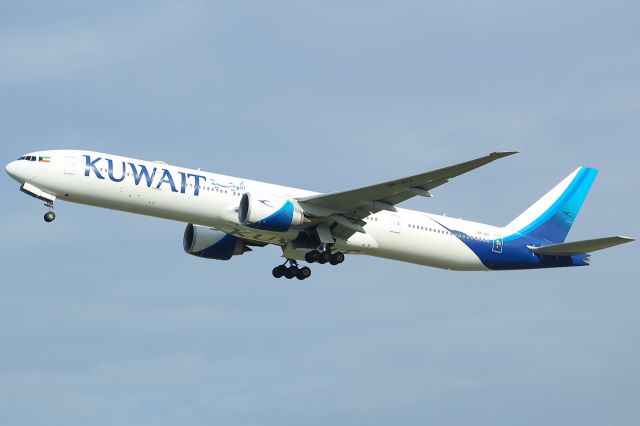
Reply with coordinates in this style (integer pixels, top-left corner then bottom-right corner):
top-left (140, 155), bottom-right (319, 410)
top-left (295, 151), bottom-right (518, 241)
top-left (298, 151), bottom-right (518, 215)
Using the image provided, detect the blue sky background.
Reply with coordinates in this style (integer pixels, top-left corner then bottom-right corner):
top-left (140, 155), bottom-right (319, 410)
top-left (1, 1), bottom-right (639, 425)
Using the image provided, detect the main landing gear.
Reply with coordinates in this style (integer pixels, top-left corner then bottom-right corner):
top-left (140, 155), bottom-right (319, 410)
top-left (304, 249), bottom-right (345, 265)
top-left (43, 201), bottom-right (56, 223)
top-left (272, 260), bottom-right (312, 280)
top-left (272, 247), bottom-right (345, 281)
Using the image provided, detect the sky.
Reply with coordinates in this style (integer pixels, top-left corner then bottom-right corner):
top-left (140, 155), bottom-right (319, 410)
top-left (1, 1), bottom-right (639, 425)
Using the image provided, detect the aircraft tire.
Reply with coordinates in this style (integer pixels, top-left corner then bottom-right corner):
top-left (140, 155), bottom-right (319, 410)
top-left (272, 265), bottom-right (286, 278)
top-left (297, 266), bottom-right (311, 280)
top-left (319, 251), bottom-right (331, 264)
top-left (330, 252), bottom-right (345, 265)
top-left (284, 266), bottom-right (298, 279)
top-left (305, 250), bottom-right (319, 263)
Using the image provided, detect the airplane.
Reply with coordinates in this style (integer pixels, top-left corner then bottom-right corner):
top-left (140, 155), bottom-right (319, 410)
top-left (5, 150), bottom-right (633, 279)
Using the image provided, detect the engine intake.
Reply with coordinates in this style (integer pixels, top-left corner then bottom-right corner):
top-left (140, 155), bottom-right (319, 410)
top-left (238, 193), bottom-right (304, 232)
top-left (183, 224), bottom-right (250, 260)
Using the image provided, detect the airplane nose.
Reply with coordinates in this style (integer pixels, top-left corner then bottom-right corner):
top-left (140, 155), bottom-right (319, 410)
top-left (5, 161), bottom-right (19, 181)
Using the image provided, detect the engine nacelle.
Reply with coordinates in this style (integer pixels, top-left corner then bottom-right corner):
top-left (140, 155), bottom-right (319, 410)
top-left (183, 224), bottom-right (250, 260)
top-left (238, 192), bottom-right (304, 232)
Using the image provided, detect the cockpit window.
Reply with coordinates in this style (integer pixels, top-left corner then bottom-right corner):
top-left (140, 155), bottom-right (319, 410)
top-left (17, 155), bottom-right (48, 161)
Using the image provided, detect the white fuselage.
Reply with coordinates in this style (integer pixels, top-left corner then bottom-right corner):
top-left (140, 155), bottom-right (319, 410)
top-left (7, 150), bottom-right (508, 271)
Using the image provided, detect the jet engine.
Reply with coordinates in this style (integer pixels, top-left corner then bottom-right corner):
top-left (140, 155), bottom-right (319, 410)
top-left (183, 224), bottom-right (250, 260)
top-left (238, 192), bottom-right (305, 232)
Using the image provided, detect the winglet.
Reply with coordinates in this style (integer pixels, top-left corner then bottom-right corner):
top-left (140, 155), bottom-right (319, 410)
top-left (490, 151), bottom-right (519, 158)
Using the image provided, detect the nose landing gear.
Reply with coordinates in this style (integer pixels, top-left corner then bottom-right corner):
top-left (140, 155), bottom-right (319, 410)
top-left (44, 211), bottom-right (56, 222)
top-left (43, 201), bottom-right (56, 223)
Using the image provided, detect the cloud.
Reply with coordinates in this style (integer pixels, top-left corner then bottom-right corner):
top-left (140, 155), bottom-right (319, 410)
top-left (0, 1), bottom-right (638, 425)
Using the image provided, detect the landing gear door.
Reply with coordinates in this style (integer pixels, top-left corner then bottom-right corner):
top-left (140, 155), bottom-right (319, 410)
top-left (64, 156), bottom-right (76, 175)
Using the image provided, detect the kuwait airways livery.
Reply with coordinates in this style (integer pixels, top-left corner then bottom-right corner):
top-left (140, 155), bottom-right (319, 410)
top-left (5, 150), bottom-right (633, 279)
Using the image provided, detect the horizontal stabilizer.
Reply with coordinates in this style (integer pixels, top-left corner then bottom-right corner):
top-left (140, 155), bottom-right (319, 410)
top-left (529, 236), bottom-right (634, 256)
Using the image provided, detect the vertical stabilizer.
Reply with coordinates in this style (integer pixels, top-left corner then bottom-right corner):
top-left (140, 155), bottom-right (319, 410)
top-left (502, 167), bottom-right (598, 244)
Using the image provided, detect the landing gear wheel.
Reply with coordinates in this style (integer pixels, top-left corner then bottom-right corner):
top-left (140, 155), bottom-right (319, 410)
top-left (272, 265), bottom-right (286, 278)
top-left (296, 266), bottom-right (312, 280)
top-left (44, 211), bottom-right (56, 223)
top-left (273, 259), bottom-right (311, 280)
top-left (284, 265), bottom-right (298, 279)
top-left (305, 250), bottom-right (319, 263)
top-left (330, 252), bottom-right (345, 265)
top-left (319, 251), bottom-right (331, 264)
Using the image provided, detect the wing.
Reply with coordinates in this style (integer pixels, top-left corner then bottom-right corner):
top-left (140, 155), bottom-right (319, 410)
top-left (297, 151), bottom-right (517, 241)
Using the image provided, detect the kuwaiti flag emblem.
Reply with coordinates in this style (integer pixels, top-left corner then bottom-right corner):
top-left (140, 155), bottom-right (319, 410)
top-left (39, 156), bottom-right (51, 163)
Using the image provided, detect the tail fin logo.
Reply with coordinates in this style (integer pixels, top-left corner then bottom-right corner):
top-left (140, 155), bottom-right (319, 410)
top-left (503, 167), bottom-right (598, 244)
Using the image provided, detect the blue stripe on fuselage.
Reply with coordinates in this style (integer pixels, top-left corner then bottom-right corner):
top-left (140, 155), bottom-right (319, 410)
top-left (436, 167), bottom-right (597, 270)
top-left (435, 222), bottom-right (590, 270)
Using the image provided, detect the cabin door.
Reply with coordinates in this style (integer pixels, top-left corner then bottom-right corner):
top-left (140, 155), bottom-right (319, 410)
top-left (64, 156), bottom-right (76, 175)
top-left (390, 214), bottom-right (401, 234)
